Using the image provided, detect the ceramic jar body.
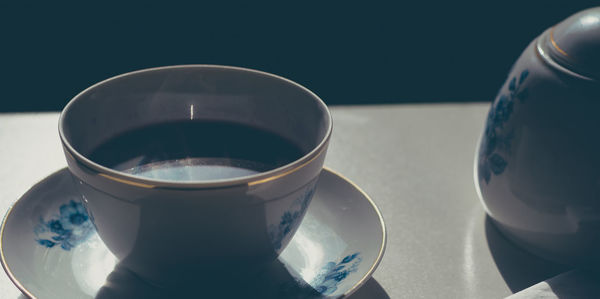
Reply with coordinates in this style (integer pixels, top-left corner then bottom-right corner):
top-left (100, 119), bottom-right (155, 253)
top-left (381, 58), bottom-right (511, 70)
top-left (475, 29), bottom-right (600, 265)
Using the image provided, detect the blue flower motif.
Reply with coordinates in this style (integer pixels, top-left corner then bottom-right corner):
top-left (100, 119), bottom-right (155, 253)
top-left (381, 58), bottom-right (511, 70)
top-left (311, 253), bottom-right (362, 295)
top-left (59, 200), bottom-right (89, 225)
top-left (493, 95), bottom-right (513, 125)
top-left (36, 239), bottom-right (56, 248)
top-left (269, 182), bottom-right (317, 251)
top-left (488, 153), bottom-right (508, 175)
top-left (508, 77), bottom-right (517, 92)
top-left (315, 285), bottom-right (332, 295)
top-left (327, 270), bottom-right (348, 282)
top-left (48, 219), bottom-right (66, 234)
top-left (479, 69), bottom-right (529, 183)
top-left (34, 200), bottom-right (94, 251)
top-left (341, 253), bottom-right (359, 264)
top-left (519, 69), bottom-right (529, 84)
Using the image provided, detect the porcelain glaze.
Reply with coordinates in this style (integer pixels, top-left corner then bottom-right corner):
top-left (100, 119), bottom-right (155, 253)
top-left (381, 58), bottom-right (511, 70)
top-left (58, 65), bottom-right (333, 284)
top-left (475, 7), bottom-right (600, 265)
top-left (1, 168), bottom-right (386, 298)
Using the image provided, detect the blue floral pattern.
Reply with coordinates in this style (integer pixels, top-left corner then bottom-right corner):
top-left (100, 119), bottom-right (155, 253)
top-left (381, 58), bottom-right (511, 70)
top-left (269, 181), bottom-right (317, 251)
top-left (311, 253), bottom-right (362, 295)
top-left (479, 69), bottom-right (529, 183)
top-left (34, 200), bottom-right (94, 250)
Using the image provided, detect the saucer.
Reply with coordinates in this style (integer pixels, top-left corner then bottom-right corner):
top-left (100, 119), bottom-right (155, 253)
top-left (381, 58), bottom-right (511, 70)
top-left (1, 167), bottom-right (386, 298)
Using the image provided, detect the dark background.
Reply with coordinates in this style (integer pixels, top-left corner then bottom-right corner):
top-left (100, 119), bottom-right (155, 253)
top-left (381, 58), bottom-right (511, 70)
top-left (1, 2), bottom-right (598, 112)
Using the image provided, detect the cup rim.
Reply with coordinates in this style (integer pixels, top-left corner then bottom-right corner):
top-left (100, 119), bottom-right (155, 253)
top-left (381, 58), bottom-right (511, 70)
top-left (58, 64), bottom-right (332, 189)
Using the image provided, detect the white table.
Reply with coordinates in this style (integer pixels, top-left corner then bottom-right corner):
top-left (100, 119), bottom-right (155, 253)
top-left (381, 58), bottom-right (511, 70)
top-left (0, 104), bottom-right (573, 298)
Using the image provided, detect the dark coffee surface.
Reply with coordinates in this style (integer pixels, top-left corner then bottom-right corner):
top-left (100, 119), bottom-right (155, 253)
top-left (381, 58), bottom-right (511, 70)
top-left (88, 120), bottom-right (304, 181)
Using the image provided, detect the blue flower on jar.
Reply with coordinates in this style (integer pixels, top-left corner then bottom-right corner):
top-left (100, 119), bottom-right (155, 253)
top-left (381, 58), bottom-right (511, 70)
top-left (493, 95), bottom-right (513, 125)
top-left (479, 69), bottom-right (529, 183)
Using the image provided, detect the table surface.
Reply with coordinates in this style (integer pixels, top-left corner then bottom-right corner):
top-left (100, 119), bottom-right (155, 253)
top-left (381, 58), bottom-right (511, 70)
top-left (0, 103), bottom-right (572, 299)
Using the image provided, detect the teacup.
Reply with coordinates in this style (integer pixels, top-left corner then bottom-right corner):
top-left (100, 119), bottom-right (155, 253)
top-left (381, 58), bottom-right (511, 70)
top-left (58, 65), bottom-right (332, 284)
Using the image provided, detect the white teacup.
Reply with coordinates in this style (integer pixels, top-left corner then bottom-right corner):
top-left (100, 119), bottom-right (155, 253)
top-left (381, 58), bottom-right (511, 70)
top-left (59, 65), bottom-right (332, 284)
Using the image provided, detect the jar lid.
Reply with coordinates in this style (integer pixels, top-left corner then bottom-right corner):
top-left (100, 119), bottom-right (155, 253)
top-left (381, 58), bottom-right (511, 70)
top-left (544, 7), bottom-right (600, 80)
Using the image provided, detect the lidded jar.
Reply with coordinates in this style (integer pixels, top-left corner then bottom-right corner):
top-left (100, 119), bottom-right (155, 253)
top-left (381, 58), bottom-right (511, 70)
top-left (475, 7), bottom-right (600, 265)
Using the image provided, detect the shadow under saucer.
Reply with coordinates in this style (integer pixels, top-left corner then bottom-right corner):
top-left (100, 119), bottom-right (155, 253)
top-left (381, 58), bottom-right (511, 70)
top-left (345, 278), bottom-right (390, 299)
top-left (95, 258), bottom-right (321, 299)
top-left (95, 259), bottom-right (391, 299)
top-left (1, 168), bottom-right (386, 299)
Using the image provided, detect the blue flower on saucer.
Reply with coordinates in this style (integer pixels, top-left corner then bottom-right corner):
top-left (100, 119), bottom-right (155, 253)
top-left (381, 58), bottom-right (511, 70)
top-left (34, 200), bottom-right (95, 250)
top-left (311, 252), bottom-right (362, 295)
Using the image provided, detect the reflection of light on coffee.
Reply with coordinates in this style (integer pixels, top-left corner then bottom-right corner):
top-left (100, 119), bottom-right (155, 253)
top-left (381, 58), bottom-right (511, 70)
top-left (124, 158), bottom-right (265, 181)
top-left (71, 233), bottom-right (117, 296)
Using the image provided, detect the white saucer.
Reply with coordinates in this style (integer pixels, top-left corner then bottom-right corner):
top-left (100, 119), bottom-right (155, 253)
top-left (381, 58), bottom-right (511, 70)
top-left (1, 167), bottom-right (386, 298)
